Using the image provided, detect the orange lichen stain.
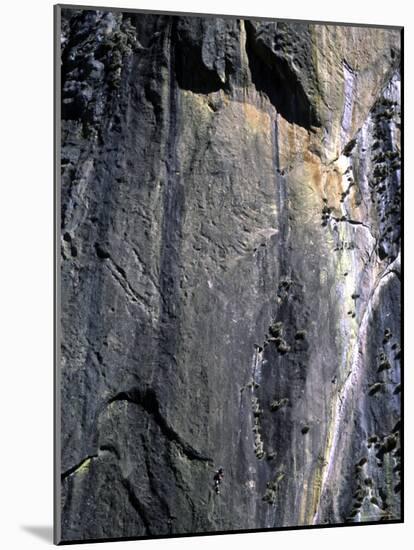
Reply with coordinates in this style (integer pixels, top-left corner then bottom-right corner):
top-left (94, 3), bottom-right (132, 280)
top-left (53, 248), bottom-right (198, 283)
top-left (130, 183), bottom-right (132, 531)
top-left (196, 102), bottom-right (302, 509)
top-left (286, 151), bottom-right (325, 215)
top-left (304, 155), bottom-right (324, 192)
top-left (323, 168), bottom-right (343, 212)
top-left (242, 103), bottom-right (271, 135)
top-left (276, 115), bottom-right (310, 171)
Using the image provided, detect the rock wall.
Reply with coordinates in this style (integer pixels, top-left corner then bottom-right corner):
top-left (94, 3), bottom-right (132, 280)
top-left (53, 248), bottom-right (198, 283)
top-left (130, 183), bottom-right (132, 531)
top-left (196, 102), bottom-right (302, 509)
top-left (58, 7), bottom-right (402, 542)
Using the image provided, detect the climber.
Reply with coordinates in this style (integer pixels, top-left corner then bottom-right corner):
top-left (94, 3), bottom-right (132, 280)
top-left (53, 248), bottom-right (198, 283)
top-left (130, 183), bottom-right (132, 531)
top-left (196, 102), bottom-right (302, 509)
top-left (213, 467), bottom-right (224, 494)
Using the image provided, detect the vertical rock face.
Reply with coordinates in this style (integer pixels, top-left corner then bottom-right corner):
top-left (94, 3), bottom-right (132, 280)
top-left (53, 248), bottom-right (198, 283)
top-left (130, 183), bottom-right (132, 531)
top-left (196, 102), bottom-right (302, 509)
top-left (58, 7), bottom-right (402, 542)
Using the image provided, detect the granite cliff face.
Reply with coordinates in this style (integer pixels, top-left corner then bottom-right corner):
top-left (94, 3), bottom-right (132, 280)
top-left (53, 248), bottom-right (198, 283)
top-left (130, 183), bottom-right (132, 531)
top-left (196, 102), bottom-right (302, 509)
top-left (58, 7), bottom-right (402, 543)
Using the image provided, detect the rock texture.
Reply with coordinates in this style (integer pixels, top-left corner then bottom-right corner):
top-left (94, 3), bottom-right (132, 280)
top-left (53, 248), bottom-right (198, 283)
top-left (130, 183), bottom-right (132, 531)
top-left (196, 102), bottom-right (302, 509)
top-left (58, 7), bottom-right (402, 543)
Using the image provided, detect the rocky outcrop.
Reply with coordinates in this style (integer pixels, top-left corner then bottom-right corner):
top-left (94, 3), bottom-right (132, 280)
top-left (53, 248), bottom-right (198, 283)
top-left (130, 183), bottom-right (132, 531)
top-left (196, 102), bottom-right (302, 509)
top-left (58, 7), bottom-right (402, 542)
